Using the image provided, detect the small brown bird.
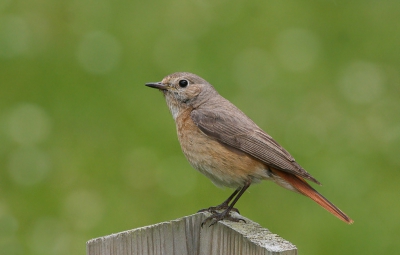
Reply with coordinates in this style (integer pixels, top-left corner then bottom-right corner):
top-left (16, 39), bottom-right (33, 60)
top-left (146, 72), bottom-right (353, 226)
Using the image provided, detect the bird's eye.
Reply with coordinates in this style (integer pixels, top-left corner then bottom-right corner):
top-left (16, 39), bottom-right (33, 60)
top-left (178, 79), bottom-right (188, 88)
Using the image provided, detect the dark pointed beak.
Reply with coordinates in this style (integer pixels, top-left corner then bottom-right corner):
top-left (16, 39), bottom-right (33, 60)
top-left (145, 82), bottom-right (168, 90)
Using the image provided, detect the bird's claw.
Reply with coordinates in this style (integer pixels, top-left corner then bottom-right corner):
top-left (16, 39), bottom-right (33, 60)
top-left (200, 210), bottom-right (246, 227)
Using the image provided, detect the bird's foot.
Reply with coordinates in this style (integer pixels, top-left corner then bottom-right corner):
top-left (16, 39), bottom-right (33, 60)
top-left (201, 209), bottom-right (246, 227)
top-left (198, 203), bottom-right (240, 214)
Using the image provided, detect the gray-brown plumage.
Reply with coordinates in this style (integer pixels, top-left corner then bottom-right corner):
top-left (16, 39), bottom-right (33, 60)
top-left (146, 72), bottom-right (353, 225)
top-left (190, 99), bottom-right (321, 185)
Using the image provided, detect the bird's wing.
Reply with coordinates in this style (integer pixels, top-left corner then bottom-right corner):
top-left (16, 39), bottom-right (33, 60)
top-left (191, 105), bottom-right (321, 184)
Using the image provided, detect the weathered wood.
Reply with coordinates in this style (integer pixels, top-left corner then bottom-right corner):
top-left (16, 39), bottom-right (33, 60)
top-left (86, 212), bottom-right (297, 255)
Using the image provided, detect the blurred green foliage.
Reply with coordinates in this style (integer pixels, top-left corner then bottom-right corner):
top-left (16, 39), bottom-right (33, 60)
top-left (1, 0), bottom-right (399, 254)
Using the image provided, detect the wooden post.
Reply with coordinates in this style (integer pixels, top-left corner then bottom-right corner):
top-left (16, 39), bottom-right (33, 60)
top-left (86, 212), bottom-right (297, 255)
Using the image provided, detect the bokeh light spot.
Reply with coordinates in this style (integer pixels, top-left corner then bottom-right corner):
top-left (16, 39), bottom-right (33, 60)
top-left (7, 147), bottom-right (51, 186)
top-left (275, 28), bottom-right (321, 72)
top-left (0, 15), bottom-right (30, 58)
top-left (338, 61), bottom-right (385, 104)
top-left (6, 103), bottom-right (51, 146)
top-left (63, 190), bottom-right (104, 231)
top-left (77, 31), bottom-right (121, 74)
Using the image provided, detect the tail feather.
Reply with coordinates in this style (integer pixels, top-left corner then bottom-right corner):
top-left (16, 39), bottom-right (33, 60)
top-left (271, 169), bottom-right (354, 224)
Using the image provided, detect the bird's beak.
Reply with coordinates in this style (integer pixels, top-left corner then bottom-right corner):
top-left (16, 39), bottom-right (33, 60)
top-left (145, 82), bottom-right (168, 91)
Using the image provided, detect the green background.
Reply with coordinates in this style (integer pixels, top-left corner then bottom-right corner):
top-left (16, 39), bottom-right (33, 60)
top-left (1, 0), bottom-right (399, 254)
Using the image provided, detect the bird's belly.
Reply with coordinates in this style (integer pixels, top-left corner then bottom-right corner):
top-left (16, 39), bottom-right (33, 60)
top-left (176, 112), bottom-right (267, 188)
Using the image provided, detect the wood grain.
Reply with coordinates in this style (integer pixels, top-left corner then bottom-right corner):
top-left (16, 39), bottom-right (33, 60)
top-left (86, 212), bottom-right (297, 255)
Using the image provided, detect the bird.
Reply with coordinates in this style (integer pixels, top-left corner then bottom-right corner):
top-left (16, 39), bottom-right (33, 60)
top-left (145, 72), bottom-right (353, 226)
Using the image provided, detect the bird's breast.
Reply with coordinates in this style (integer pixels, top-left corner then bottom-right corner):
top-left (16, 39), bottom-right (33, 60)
top-left (175, 109), bottom-right (267, 188)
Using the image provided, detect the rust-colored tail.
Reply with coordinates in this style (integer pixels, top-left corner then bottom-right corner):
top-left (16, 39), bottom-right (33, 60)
top-left (272, 169), bottom-right (354, 224)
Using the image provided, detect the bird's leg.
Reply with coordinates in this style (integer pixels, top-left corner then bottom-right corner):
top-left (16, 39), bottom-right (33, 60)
top-left (201, 182), bottom-right (251, 227)
top-left (198, 187), bottom-right (241, 214)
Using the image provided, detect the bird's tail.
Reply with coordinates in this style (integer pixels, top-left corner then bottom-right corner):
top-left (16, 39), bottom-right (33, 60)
top-left (271, 169), bottom-right (354, 224)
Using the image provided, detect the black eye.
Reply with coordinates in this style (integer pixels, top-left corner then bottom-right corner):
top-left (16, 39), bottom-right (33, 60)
top-left (178, 79), bottom-right (188, 88)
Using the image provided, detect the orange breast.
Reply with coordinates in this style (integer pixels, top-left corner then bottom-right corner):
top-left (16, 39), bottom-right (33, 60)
top-left (175, 108), bottom-right (267, 188)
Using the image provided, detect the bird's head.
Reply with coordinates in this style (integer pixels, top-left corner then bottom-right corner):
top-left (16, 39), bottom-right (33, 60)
top-left (146, 72), bottom-right (217, 119)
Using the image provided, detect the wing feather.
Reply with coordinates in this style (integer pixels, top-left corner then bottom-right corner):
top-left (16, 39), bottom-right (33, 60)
top-left (191, 104), bottom-right (320, 184)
